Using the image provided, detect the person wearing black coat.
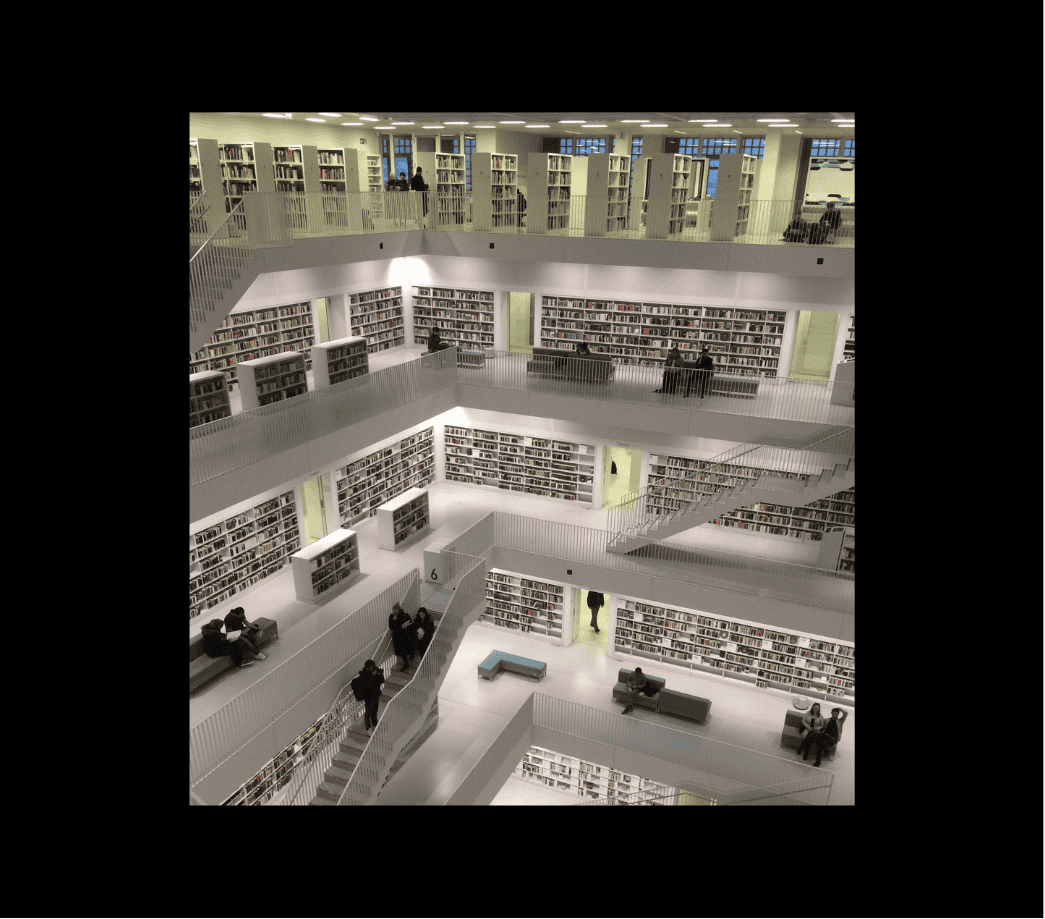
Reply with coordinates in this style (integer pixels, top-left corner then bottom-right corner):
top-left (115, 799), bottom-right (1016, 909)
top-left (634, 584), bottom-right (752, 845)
top-left (411, 167), bottom-right (429, 220)
top-left (654, 343), bottom-right (684, 393)
top-left (389, 603), bottom-right (417, 672)
top-left (200, 619), bottom-right (254, 668)
top-left (427, 326), bottom-right (451, 353)
top-left (585, 591), bottom-right (604, 633)
top-left (223, 607), bottom-right (266, 660)
top-left (357, 659), bottom-right (385, 734)
top-left (415, 607), bottom-right (436, 660)
top-left (691, 345), bottom-right (715, 399)
top-left (818, 201), bottom-right (843, 242)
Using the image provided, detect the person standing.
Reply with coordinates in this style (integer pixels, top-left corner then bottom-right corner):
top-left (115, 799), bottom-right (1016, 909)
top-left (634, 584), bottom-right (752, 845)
top-left (621, 666), bottom-right (647, 714)
top-left (411, 167), bottom-right (429, 224)
top-left (389, 603), bottom-right (416, 672)
top-left (691, 345), bottom-right (715, 399)
top-left (586, 591), bottom-right (604, 633)
top-left (415, 607), bottom-right (436, 660)
top-left (818, 201), bottom-right (843, 243)
top-left (357, 659), bottom-right (385, 734)
top-left (654, 342), bottom-right (684, 393)
top-left (796, 702), bottom-right (825, 762)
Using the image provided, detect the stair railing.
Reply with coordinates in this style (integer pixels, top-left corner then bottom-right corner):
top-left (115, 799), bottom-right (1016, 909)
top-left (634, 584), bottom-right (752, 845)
top-left (189, 198), bottom-right (253, 334)
top-left (334, 549), bottom-right (490, 805)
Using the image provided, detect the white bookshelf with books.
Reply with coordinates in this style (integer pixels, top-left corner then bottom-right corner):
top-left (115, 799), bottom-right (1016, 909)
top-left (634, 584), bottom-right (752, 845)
top-left (189, 301), bottom-right (315, 389)
top-left (190, 369), bottom-right (232, 428)
top-left (434, 153), bottom-right (467, 227)
top-left (189, 489), bottom-right (300, 619)
top-left (817, 525), bottom-right (854, 573)
top-left (366, 154), bottom-right (383, 193)
top-left (235, 351), bottom-right (308, 410)
top-left (528, 152), bottom-right (572, 234)
top-left (643, 153), bottom-right (692, 239)
top-left (613, 595), bottom-right (855, 706)
top-left (335, 427), bottom-right (435, 527)
top-left (471, 152), bottom-right (518, 231)
top-left (412, 286), bottom-right (494, 350)
top-left (444, 425), bottom-right (595, 504)
top-left (646, 451), bottom-right (855, 541)
top-left (349, 286), bottom-right (404, 353)
top-left (291, 527), bottom-right (360, 603)
top-left (310, 336), bottom-right (369, 388)
top-left (582, 152), bottom-right (630, 236)
top-left (516, 745), bottom-right (676, 803)
top-left (479, 569), bottom-right (564, 644)
top-left (538, 295), bottom-right (787, 375)
top-left (377, 487), bottom-right (430, 550)
top-left (710, 153), bottom-right (758, 241)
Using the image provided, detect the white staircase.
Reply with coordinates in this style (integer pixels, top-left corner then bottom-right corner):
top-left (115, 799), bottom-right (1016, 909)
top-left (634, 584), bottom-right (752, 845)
top-left (608, 456), bottom-right (855, 554)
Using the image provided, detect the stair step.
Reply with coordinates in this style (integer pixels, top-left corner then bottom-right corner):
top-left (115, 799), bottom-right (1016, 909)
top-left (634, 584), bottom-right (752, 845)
top-left (323, 764), bottom-right (355, 787)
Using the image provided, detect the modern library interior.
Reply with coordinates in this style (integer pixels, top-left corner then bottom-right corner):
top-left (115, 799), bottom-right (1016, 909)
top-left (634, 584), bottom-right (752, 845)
top-left (190, 111), bottom-right (855, 807)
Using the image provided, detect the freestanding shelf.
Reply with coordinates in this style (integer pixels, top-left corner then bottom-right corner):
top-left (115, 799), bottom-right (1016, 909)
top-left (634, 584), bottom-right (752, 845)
top-left (291, 527), bottom-right (360, 603)
top-left (377, 486), bottom-right (431, 551)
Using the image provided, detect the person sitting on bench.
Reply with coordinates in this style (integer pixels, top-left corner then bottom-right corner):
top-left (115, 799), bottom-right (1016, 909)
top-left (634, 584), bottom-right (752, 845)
top-left (200, 619), bottom-right (256, 669)
top-left (621, 667), bottom-right (655, 714)
top-left (654, 342), bottom-right (684, 393)
top-left (224, 607), bottom-right (267, 661)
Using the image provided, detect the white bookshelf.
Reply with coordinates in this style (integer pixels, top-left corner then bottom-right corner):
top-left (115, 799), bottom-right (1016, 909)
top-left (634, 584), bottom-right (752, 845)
top-left (189, 369), bottom-right (232, 428)
top-left (516, 744), bottom-right (676, 803)
top-left (582, 152), bottom-right (630, 237)
top-left (817, 525), bottom-right (855, 573)
top-left (219, 141), bottom-right (272, 234)
top-left (844, 315), bottom-right (855, 360)
top-left (236, 351), bottom-right (308, 410)
top-left (310, 335), bottom-right (369, 388)
top-left (366, 154), bottom-right (383, 193)
top-left (444, 425), bottom-right (595, 504)
top-left (291, 527), bottom-right (360, 603)
top-left (335, 427), bottom-right (435, 527)
top-left (349, 286), bottom-right (404, 353)
top-left (710, 153), bottom-right (758, 241)
top-left (189, 489), bottom-right (300, 619)
top-left (643, 153), bottom-right (691, 239)
top-left (377, 487), bottom-right (431, 550)
top-left (471, 152), bottom-right (518, 231)
top-left (528, 152), bottom-right (572, 234)
top-left (479, 569), bottom-right (564, 644)
top-left (613, 595), bottom-right (855, 707)
top-left (412, 286), bottom-right (495, 350)
top-left (434, 153), bottom-right (467, 227)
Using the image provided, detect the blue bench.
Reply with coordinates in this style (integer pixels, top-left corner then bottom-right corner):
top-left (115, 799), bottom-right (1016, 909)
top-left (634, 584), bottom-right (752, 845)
top-left (477, 650), bottom-right (547, 682)
top-left (189, 617), bottom-right (278, 693)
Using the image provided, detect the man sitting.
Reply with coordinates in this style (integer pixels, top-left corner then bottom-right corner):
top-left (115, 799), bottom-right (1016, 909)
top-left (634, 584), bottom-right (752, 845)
top-left (224, 607), bottom-right (268, 660)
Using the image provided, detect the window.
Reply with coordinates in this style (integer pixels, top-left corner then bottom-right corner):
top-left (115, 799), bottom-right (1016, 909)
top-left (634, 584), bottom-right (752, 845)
top-left (381, 135), bottom-right (391, 183)
top-left (678, 138), bottom-right (701, 157)
top-left (811, 138), bottom-right (855, 157)
top-left (743, 137), bottom-right (765, 159)
top-left (701, 136), bottom-right (741, 156)
top-left (464, 136), bottom-right (476, 193)
top-left (628, 137), bottom-right (643, 220)
top-left (559, 138), bottom-right (607, 156)
top-left (393, 136), bottom-right (412, 183)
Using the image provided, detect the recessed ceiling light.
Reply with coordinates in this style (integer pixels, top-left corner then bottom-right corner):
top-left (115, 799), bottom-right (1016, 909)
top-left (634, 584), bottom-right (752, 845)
top-left (359, 116), bottom-right (378, 121)
top-left (305, 117), bottom-right (325, 123)
top-left (559, 120), bottom-right (584, 124)
top-left (757, 118), bottom-right (791, 123)
top-left (703, 123), bottom-right (730, 127)
top-left (499, 121), bottom-right (524, 124)
top-left (341, 122), bottom-right (363, 126)
top-left (621, 120), bottom-right (649, 123)
top-left (526, 124), bottom-right (550, 128)
top-left (390, 122), bottom-right (415, 126)
top-left (583, 124), bottom-right (607, 128)
top-left (262, 113), bottom-right (292, 119)
top-left (831, 119), bottom-right (855, 123)
top-left (318, 113), bottom-right (341, 118)
top-left (767, 123), bottom-right (798, 127)
top-left (645, 124), bottom-right (667, 128)
top-left (445, 122), bottom-right (469, 125)
top-left (473, 125), bottom-right (495, 129)
top-left (422, 125), bottom-right (445, 129)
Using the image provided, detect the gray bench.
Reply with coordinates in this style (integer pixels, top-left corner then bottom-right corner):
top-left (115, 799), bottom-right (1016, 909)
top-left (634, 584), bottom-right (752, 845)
top-left (477, 650), bottom-right (547, 682)
top-left (779, 709), bottom-right (844, 760)
top-left (658, 688), bottom-right (712, 724)
top-left (526, 346), bottom-right (615, 384)
top-left (189, 617), bottom-right (278, 693)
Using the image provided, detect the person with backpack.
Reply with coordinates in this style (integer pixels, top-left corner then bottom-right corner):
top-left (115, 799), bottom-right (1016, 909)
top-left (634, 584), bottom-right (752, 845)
top-left (200, 619), bottom-right (256, 669)
top-left (352, 659), bottom-right (385, 735)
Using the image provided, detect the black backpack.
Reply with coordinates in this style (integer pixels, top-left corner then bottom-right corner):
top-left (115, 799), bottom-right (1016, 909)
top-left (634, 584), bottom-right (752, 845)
top-left (351, 674), bottom-right (366, 701)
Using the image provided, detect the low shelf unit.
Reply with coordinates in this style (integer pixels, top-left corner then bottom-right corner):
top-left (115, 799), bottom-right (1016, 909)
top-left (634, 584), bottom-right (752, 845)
top-left (236, 351), bottom-right (308, 410)
top-left (310, 336), bottom-right (369, 388)
top-left (291, 527), bottom-right (360, 603)
top-left (377, 486), bottom-right (430, 550)
top-left (190, 369), bottom-right (232, 428)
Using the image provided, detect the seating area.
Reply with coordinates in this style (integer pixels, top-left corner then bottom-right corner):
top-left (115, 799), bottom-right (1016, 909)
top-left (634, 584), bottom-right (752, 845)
top-left (190, 617), bottom-right (278, 693)
top-left (525, 346), bottom-right (615, 384)
top-left (779, 709), bottom-right (841, 761)
top-left (477, 649), bottom-right (547, 682)
top-left (611, 668), bottom-right (712, 724)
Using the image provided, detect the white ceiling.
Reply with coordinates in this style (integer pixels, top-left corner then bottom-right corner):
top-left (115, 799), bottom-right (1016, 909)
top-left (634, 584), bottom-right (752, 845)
top-left (219, 112), bottom-right (855, 138)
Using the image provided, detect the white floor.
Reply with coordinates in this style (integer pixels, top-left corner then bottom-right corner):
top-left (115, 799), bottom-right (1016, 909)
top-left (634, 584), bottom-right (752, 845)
top-left (190, 480), bottom-right (854, 806)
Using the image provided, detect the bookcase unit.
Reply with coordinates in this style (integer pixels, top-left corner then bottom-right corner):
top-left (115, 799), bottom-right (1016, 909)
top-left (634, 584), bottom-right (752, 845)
top-left (582, 152), bottom-right (630, 236)
top-left (538, 295), bottom-right (787, 375)
top-left (219, 141), bottom-right (273, 233)
top-left (189, 489), bottom-right (300, 619)
top-left (710, 153), bottom-right (758, 241)
top-left (844, 315), bottom-right (855, 360)
top-left (236, 351), bottom-right (308, 410)
top-left (817, 525), bottom-right (854, 573)
top-left (444, 425), bottom-right (596, 504)
top-left (366, 154), bottom-right (383, 193)
top-left (291, 527), bottom-right (360, 603)
top-left (377, 487), bottom-right (430, 550)
top-left (348, 286), bottom-right (404, 353)
top-left (528, 152), bottom-right (572, 234)
top-left (479, 569), bottom-right (564, 644)
top-left (412, 286), bottom-right (495, 350)
top-left (190, 369), bottom-right (232, 428)
top-left (434, 153), bottom-right (467, 227)
top-left (643, 154), bottom-right (692, 239)
top-left (317, 147), bottom-right (359, 229)
top-left (189, 301), bottom-right (315, 388)
top-left (614, 596), bottom-right (856, 706)
top-left (646, 452), bottom-right (855, 541)
top-left (310, 336), bottom-right (369, 388)
top-left (190, 138), bottom-right (225, 236)
top-left (335, 427), bottom-right (435, 527)
top-left (516, 744), bottom-right (676, 803)
top-left (471, 153), bottom-right (518, 231)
